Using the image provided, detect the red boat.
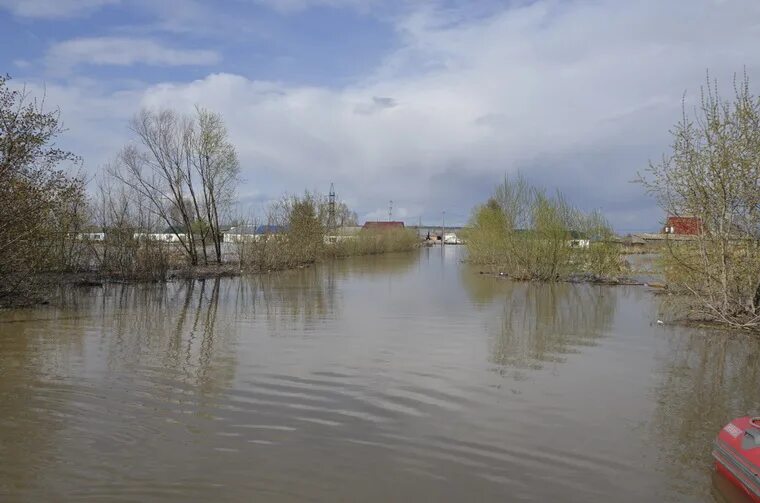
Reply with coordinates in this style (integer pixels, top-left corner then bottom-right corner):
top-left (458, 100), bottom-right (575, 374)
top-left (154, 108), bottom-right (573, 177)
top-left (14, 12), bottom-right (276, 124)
top-left (714, 417), bottom-right (760, 502)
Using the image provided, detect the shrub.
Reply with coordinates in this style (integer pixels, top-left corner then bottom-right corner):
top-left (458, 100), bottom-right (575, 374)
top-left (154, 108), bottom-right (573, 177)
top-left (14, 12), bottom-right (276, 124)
top-left (465, 176), bottom-right (622, 281)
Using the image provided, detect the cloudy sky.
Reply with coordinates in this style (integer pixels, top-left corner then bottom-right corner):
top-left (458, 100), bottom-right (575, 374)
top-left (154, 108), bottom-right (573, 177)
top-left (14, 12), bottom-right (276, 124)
top-left (2, 0), bottom-right (760, 230)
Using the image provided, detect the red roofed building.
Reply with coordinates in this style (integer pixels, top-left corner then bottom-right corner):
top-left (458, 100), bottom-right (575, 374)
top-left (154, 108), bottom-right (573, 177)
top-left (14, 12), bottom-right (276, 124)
top-left (663, 216), bottom-right (702, 235)
top-left (362, 221), bottom-right (405, 230)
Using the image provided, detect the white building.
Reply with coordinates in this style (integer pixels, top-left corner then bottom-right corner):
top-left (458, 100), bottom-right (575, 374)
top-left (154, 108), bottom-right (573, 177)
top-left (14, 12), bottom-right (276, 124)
top-left (444, 233), bottom-right (462, 244)
top-left (324, 226), bottom-right (362, 243)
top-left (568, 238), bottom-right (590, 249)
top-left (75, 232), bottom-right (106, 241)
top-left (133, 232), bottom-right (187, 243)
top-left (223, 225), bottom-right (287, 243)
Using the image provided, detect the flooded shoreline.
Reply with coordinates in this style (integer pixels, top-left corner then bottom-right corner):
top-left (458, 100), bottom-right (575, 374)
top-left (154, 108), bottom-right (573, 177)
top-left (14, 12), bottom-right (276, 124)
top-left (1, 247), bottom-right (758, 502)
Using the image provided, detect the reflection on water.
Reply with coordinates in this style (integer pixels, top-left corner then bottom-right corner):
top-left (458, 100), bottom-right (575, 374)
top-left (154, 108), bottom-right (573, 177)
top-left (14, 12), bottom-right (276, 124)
top-left (0, 247), bottom-right (758, 502)
top-left (651, 328), bottom-right (760, 500)
top-left (234, 268), bottom-right (340, 329)
top-left (489, 283), bottom-right (614, 373)
top-left (460, 265), bottom-right (615, 376)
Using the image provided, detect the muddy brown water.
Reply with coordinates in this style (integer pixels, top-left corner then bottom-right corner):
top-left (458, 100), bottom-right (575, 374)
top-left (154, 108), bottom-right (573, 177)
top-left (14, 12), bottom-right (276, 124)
top-left (1, 247), bottom-right (759, 502)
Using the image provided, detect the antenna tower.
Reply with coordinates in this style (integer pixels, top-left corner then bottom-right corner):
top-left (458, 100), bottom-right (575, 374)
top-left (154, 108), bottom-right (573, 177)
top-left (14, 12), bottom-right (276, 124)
top-left (328, 182), bottom-right (336, 232)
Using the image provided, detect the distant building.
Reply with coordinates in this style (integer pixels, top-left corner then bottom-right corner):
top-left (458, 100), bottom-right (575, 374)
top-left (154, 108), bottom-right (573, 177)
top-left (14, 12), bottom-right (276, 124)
top-left (325, 226), bottom-right (362, 243)
top-left (568, 238), bottom-right (590, 249)
top-left (567, 231), bottom-right (591, 250)
top-left (443, 233), bottom-right (463, 245)
top-left (663, 216), bottom-right (702, 236)
top-left (223, 225), bottom-right (254, 243)
top-left (133, 232), bottom-right (186, 243)
top-left (223, 224), bottom-right (287, 243)
top-left (362, 221), bottom-right (405, 231)
top-left (567, 230), bottom-right (590, 249)
top-left (75, 232), bottom-right (106, 241)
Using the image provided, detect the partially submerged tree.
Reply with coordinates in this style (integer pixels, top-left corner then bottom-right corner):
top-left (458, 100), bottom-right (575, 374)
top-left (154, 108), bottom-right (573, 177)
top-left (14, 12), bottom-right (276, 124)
top-left (0, 75), bottom-right (85, 303)
top-left (190, 107), bottom-right (240, 264)
top-left (466, 198), bottom-right (510, 267)
top-left (286, 192), bottom-right (324, 264)
top-left (638, 72), bottom-right (760, 328)
top-left (115, 109), bottom-right (199, 263)
top-left (466, 174), bottom-right (620, 281)
top-left (89, 170), bottom-right (169, 280)
top-left (113, 107), bottom-right (240, 266)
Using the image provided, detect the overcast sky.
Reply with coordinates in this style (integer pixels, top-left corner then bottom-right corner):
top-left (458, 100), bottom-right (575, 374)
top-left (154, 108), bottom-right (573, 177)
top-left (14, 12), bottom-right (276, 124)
top-left (2, 0), bottom-right (760, 231)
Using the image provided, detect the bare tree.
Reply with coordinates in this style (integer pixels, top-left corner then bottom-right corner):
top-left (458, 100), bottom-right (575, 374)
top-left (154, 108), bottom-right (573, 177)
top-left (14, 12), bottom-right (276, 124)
top-left (336, 202), bottom-right (358, 227)
top-left (190, 107), bottom-right (240, 264)
top-left (114, 109), bottom-right (200, 264)
top-left (113, 107), bottom-right (240, 266)
top-left (90, 172), bottom-right (169, 280)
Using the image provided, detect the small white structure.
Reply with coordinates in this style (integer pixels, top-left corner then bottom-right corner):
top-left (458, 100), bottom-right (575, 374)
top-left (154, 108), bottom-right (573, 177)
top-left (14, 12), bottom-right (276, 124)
top-left (568, 239), bottom-right (590, 249)
top-left (133, 232), bottom-right (186, 243)
top-left (444, 233), bottom-right (462, 244)
top-left (325, 226), bottom-right (362, 243)
top-left (222, 232), bottom-right (256, 243)
top-left (76, 232), bottom-right (106, 241)
top-left (224, 232), bottom-right (258, 243)
top-left (223, 225), bottom-right (287, 243)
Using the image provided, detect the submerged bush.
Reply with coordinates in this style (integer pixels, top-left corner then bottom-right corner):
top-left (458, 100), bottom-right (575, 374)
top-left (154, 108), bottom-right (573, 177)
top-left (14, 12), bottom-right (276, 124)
top-left (327, 228), bottom-right (418, 257)
top-left (639, 72), bottom-right (760, 329)
top-left (465, 175), bottom-right (623, 281)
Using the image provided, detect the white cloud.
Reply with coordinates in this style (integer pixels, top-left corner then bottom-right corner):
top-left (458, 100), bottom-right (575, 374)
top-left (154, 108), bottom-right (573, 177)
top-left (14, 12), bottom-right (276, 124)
top-left (15, 78), bottom-right (142, 164)
top-left (46, 37), bottom-right (220, 71)
top-left (248, 0), bottom-right (380, 14)
top-left (0, 0), bottom-right (118, 18)
top-left (32, 0), bottom-right (760, 228)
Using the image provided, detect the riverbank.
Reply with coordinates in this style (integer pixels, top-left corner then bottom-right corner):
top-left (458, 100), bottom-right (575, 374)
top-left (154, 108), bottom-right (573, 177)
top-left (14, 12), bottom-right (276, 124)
top-left (2, 238), bottom-right (422, 308)
top-left (477, 270), bottom-right (651, 286)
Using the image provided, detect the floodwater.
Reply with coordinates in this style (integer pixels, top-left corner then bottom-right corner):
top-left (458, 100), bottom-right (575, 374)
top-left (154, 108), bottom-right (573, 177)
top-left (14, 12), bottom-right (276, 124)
top-left (1, 247), bottom-right (759, 502)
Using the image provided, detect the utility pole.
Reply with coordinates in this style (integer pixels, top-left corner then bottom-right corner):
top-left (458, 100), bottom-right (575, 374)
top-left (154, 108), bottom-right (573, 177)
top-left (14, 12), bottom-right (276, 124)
top-left (442, 210), bottom-right (446, 246)
top-left (388, 200), bottom-right (393, 222)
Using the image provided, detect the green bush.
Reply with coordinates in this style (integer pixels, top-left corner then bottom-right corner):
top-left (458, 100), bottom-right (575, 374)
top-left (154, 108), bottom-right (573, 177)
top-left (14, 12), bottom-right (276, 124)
top-left (465, 177), bottom-right (623, 281)
top-left (327, 228), bottom-right (418, 258)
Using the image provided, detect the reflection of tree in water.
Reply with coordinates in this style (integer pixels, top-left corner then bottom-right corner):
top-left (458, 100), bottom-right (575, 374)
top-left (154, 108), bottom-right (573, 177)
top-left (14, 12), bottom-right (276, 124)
top-left (650, 330), bottom-right (760, 499)
top-left (231, 252), bottom-right (418, 332)
top-left (0, 252), bottom-right (421, 494)
top-left (104, 278), bottom-right (237, 396)
top-left (458, 265), bottom-right (512, 306)
top-left (329, 251), bottom-right (419, 279)
top-left (0, 279), bottom-right (239, 496)
top-left (488, 282), bottom-right (616, 373)
top-left (232, 267), bottom-right (338, 330)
